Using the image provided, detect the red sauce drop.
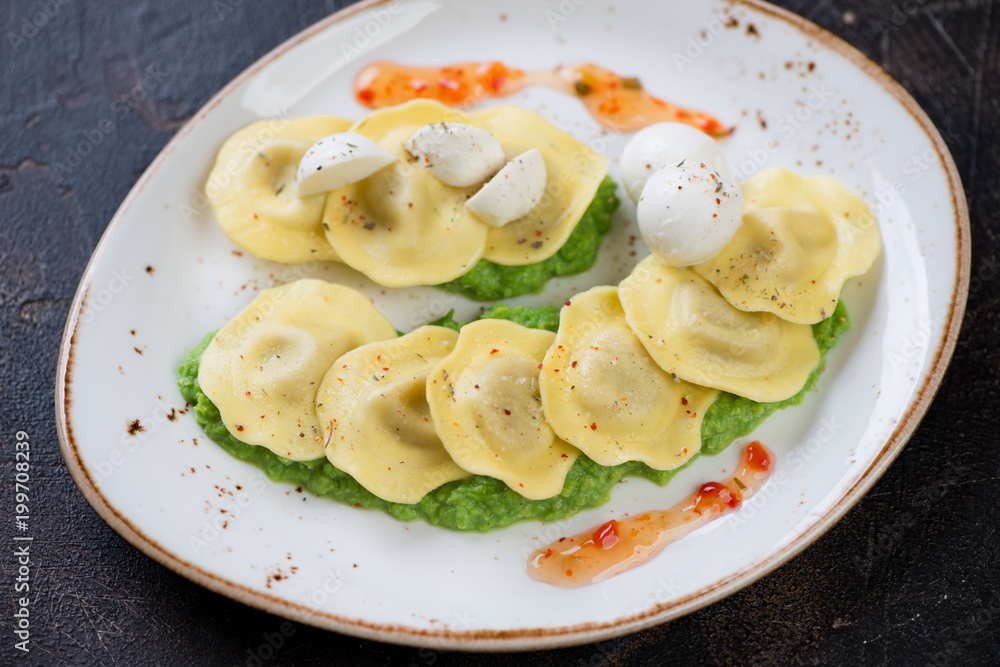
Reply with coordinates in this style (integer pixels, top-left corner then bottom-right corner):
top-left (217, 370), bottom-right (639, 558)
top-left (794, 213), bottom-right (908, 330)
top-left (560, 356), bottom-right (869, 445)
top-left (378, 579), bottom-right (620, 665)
top-left (693, 481), bottom-right (740, 515)
top-left (745, 440), bottom-right (771, 472)
top-left (590, 520), bottom-right (620, 549)
top-left (527, 442), bottom-right (773, 588)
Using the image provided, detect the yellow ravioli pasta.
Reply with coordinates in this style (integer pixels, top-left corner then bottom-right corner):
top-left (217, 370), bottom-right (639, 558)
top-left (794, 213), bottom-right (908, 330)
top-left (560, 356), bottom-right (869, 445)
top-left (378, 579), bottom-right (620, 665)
top-left (426, 319), bottom-right (579, 500)
top-left (473, 105), bottom-right (609, 265)
top-left (694, 168), bottom-right (881, 324)
top-left (540, 286), bottom-right (717, 469)
top-left (206, 116), bottom-right (351, 263)
top-left (198, 279), bottom-right (397, 460)
top-left (322, 100), bottom-right (490, 286)
top-left (316, 326), bottom-right (471, 504)
top-left (619, 257), bottom-right (820, 402)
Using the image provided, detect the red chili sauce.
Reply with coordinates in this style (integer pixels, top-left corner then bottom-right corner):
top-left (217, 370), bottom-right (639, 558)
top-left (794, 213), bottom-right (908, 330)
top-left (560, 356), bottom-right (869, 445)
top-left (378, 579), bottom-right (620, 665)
top-left (527, 441), bottom-right (772, 588)
top-left (354, 61), bottom-right (729, 136)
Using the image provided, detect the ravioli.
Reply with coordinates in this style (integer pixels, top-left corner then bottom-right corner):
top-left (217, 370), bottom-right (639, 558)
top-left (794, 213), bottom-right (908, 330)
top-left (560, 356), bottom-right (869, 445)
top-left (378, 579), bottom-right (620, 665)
top-left (206, 116), bottom-right (351, 263)
top-left (426, 319), bottom-right (580, 499)
top-left (197, 279), bottom-right (397, 460)
top-left (472, 106), bottom-right (609, 265)
top-left (693, 168), bottom-right (881, 324)
top-left (619, 257), bottom-right (820, 402)
top-left (316, 326), bottom-right (471, 504)
top-left (321, 100), bottom-right (490, 286)
top-left (540, 286), bottom-right (717, 469)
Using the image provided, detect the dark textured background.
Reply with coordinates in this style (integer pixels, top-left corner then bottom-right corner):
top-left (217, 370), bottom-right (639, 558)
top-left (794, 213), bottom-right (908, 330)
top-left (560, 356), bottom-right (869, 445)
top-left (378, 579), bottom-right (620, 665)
top-left (1, 0), bottom-right (998, 664)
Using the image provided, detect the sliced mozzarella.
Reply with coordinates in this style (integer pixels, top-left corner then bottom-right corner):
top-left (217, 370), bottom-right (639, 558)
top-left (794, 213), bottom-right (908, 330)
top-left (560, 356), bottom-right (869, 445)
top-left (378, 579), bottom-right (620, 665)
top-left (620, 122), bottom-right (729, 203)
top-left (636, 163), bottom-right (743, 267)
top-left (296, 132), bottom-right (396, 196)
top-left (206, 116), bottom-right (350, 263)
top-left (472, 106), bottom-right (608, 265)
top-left (405, 122), bottom-right (506, 187)
top-left (465, 148), bottom-right (547, 228)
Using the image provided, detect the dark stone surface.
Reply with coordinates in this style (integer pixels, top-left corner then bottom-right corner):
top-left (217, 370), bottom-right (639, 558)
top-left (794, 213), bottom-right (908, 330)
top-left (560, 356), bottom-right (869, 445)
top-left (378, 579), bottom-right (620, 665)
top-left (1, 0), bottom-right (997, 664)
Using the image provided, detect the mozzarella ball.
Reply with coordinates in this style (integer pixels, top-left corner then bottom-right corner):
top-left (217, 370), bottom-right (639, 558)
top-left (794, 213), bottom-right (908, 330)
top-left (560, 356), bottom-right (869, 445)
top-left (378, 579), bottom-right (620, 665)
top-left (636, 164), bottom-right (744, 267)
top-left (465, 148), bottom-right (547, 227)
top-left (297, 132), bottom-right (397, 196)
top-left (405, 122), bottom-right (506, 188)
top-left (620, 122), bottom-right (729, 203)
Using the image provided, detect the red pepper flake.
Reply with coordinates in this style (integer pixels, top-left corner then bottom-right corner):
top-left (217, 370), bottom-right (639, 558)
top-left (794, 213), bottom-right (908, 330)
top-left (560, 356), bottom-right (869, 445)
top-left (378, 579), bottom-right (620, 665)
top-left (681, 396), bottom-right (688, 405)
top-left (504, 409), bottom-right (511, 415)
top-left (490, 348), bottom-right (499, 355)
top-left (474, 384), bottom-right (480, 389)
top-left (245, 391), bottom-right (252, 397)
top-left (382, 367), bottom-right (389, 371)
top-left (543, 548), bottom-right (553, 558)
top-left (590, 422), bottom-right (597, 430)
top-left (236, 425), bottom-right (244, 432)
top-left (571, 360), bottom-right (578, 368)
top-left (565, 300), bottom-right (572, 306)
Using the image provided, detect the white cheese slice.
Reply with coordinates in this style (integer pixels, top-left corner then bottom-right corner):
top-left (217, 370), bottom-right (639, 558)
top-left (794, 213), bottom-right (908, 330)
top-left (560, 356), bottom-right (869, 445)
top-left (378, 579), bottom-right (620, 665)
top-left (296, 132), bottom-right (396, 196)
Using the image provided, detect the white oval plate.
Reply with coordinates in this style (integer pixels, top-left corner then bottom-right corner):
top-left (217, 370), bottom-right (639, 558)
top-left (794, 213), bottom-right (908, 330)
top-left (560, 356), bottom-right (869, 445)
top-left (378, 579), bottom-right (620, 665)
top-left (56, 0), bottom-right (969, 651)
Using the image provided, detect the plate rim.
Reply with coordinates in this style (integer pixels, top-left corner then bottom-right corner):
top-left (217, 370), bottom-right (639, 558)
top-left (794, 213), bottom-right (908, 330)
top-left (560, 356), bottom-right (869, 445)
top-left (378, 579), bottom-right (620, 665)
top-left (54, 0), bottom-right (971, 651)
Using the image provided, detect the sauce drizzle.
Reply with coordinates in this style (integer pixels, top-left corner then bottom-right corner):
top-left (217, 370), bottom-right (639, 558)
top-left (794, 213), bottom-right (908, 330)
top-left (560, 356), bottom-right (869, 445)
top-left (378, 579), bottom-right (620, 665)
top-left (354, 61), bottom-right (729, 136)
top-left (527, 441), bottom-right (772, 588)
